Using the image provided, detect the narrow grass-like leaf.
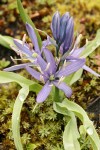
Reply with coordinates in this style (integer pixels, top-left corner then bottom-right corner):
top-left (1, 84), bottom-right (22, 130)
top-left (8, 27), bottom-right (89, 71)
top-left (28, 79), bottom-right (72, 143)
top-left (0, 71), bottom-right (42, 93)
top-left (63, 116), bottom-right (80, 150)
top-left (0, 71), bottom-right (42, 149)
top-left (62, 99), bottom-right (100, 150)
top-left (17, 0), bottom-right (42, 48)
top-left (0, 35), bottom-right (14, 49)
top-left (12, 86), bottom-right (29, 150)
top-left (53, 103), bottom-right (80, 150)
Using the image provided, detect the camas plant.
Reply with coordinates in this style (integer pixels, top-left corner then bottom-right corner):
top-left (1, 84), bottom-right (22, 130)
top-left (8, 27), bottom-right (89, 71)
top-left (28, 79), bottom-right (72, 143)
top-left (0, 0), bottom-right (100, 150)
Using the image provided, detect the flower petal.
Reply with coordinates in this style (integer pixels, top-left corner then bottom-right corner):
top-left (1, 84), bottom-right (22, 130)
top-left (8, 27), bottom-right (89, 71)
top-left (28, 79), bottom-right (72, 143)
top-left (37, 55), bottom-right (47, 71)
top-left (59, 12), bottom-right (70, 45)
top-left (66, 56), bottom-right (82, 61)
top-left (53, 81), bottom-right (72, 98)
top-left (36, 81), bottom-right (52, 103)
top-left (57, 58), bottom-right (85, 77)
top-left (14, 39), bottom-right (33, 57)
top-left (82, 65), bottom-right (100, 77)
top-left (3, 63), bottom-right (33, 72)
top-left (63, 17), bottom-right (74, 54)
top-left (51, 11), bottom-right (60, 41)
top-left (26, 23), bottom-right (40, 54)
top-left (43, 48), bottom-right (57, 74)
top-left (42, 36), bottom-right (52, 49)
top-left (25, 66), bottom-right (41, 80)
top-left (70, 46), bottom-right (85, 57)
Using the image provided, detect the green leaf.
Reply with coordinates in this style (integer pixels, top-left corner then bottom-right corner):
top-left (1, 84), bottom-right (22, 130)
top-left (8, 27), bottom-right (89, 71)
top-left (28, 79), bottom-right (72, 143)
top-left (81, 29), bottom-right (100, 58)
top-left (64, 69), bottom-right (83, 85)
top-left (0, 35), bottom-right (14, 49)
top-left (17, 0), bottom-right (42, 48)
top-left (0, 71), bottom-right (32, 86)
top-left (12, 86), bottom-right (29, 150)
top-left (53, 103), bottom-right (80, 150)
top-left (63, 116), bottom-right (80, 150)
top-left (29, 83), bottom-right (42, 94)
top-left (62, 99), bottom-right (100, 150)
top-left (0, 71), bottom-right (42, 149)
top-left (0, 71), bottom-right (42, 93)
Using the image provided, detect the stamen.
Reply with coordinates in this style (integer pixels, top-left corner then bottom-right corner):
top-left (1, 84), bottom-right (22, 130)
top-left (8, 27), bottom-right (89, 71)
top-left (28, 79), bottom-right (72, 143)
top-left (63, 60), bottom-right (67, 68)
top-left (10, 56), bottom-right (17, 64)
top-left (45, 62), bottom-right (50, 71)
top-left (40, 75), bottom-right (45, 83)
top-left (10, 45), bottom-right (20, 55)
top-left (57, 76), bottom-right (65, 85)
top-left (86, 39), bottom-right (89, 45)
top-left (55, 57), bottom-right (60, 64)
top-left (37, 66), bottom-right (44, 74)
top-left (22, 34), bottom-right (26, 46)
top-left (77, 34), bottom-right (82, 44)
top-left (35, 28), bottom-right (47, 36)
top-left (10, 56), bottom-right (28, 61)
top-left (29, 43), bottom-right (33, 50)
top-left (73, 34), bottom-right (82, 50)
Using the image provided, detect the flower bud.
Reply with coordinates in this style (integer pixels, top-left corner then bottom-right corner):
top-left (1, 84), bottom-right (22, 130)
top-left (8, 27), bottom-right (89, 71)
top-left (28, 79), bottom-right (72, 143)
top-left (58, 12), bottom-right (70, 45)
top-left (51, 11), bottom-right (60, 42)
top-left (62, 17), bottom-right (74, 54)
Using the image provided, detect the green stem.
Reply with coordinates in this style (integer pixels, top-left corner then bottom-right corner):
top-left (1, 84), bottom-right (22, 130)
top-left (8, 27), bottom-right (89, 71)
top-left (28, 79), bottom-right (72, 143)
top-left (56, 45), bottom-right (60, 57)
top-left (53, 87), bottom-right (60, 102)
top-left (80, 136), bottom-right (89, 150)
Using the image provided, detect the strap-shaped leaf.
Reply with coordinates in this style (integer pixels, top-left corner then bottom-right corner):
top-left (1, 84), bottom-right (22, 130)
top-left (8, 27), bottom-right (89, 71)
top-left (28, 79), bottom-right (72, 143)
top-left (62, 99), bottom-right (100, 150)
top-left (0, 35), bottom-right (14, 49)
top-left (12, 86), bottom-right (29, 150)
top-left (53, 102), bottom-right (80, 150)
top-left (0, 71), bottom-right (42, 149)
top-left (0, 71), bottom-right (42, 93)
top-left (63, 116), bottom-right (80, 150)
top-left (17, 0), bottom-right (42, 48)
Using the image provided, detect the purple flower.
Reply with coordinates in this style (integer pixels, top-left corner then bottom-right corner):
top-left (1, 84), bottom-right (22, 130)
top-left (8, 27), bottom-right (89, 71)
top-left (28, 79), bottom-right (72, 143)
top-left (13, 23), bottom-right (41, 59)
top-left (62, 35), bottom-right (100, 77)
top-left (4, 23), bottom-right (50, 72)
top-left (51, 11), bottom-right (74, 52)
top-left (24, 49), bottom-right (85, 103)
top-left (4, 22), bottom-right (86, 103)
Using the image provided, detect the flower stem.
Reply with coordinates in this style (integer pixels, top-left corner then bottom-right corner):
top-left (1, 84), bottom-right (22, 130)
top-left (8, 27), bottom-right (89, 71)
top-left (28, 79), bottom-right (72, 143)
top-left (53, 87), bottom-right (60, 102)
top-left (56, 45), bottom-right (60, 57)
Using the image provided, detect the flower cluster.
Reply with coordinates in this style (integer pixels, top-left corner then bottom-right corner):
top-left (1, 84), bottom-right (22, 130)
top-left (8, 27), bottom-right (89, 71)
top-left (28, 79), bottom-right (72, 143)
top-left (4, 12), bottom-right (100, 103)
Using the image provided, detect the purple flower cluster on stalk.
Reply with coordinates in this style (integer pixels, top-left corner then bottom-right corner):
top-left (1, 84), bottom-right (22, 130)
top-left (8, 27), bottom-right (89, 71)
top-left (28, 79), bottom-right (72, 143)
top-left (4, 11), bottom-right (100, 103)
